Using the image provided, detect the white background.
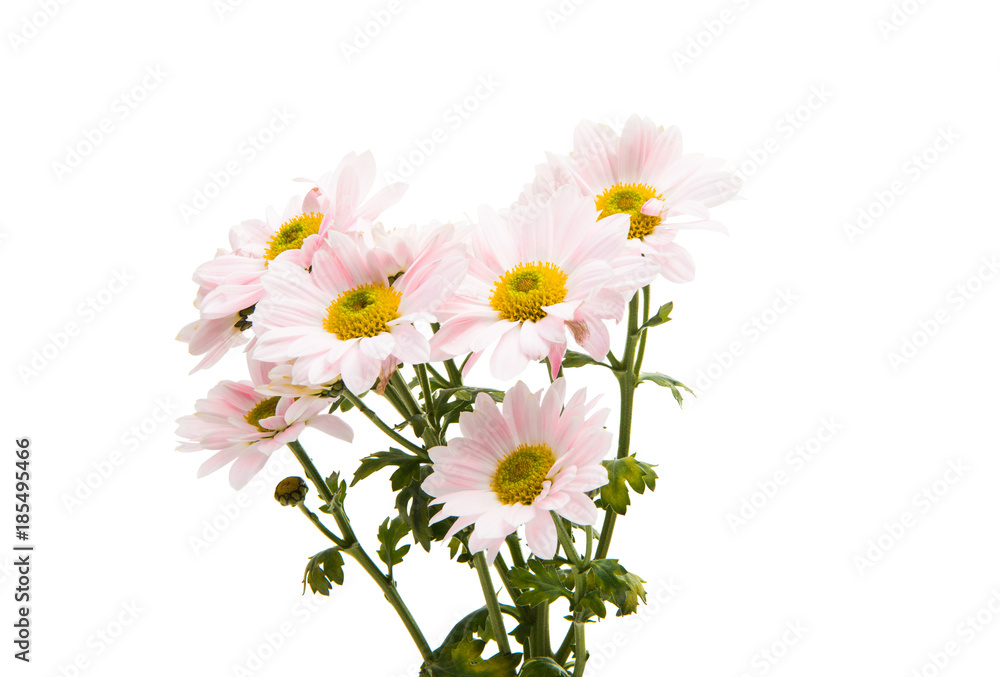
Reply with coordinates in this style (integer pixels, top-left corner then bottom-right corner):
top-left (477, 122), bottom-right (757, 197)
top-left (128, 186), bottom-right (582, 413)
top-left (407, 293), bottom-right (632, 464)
top-left (3, 0), bottom-right (999, 675)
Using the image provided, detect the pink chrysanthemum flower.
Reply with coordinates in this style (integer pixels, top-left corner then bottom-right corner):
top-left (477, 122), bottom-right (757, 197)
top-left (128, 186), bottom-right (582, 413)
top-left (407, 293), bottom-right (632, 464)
top-left (176, 358), bottom-right (353, 489)
top-left (431, 186), bottom-right (655, 380)
top-left (195, 151), bottom-right (407, 323)
top-left (251, 228), bottom-right (467, 394)
top-left (423, 379), bottom-right (611, 561)
top-left (176, 274), bottom-right (253, 374)
top-left (523, 114), bottom-right (739, 283)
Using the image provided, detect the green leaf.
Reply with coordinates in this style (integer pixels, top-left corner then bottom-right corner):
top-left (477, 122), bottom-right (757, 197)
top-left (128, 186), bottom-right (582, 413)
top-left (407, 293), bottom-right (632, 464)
top-left (557, 350), bottom-right (608, 370)
top-left (376, 516), bottom-right (412, 574)
top-left (585, 559), bottom-right (647, 617)
top-left (396, 465), bottom-right (439, 551)
top-left (637, 371), bottom-right (694, 408)
top-left (351, 448), bottom-right (422, 487)
top-left (597, 456), bottom-right (658, 515)
top-left (517, 657), bottom-right (572, 677)
top-left (506, 559), bottom-right (572, 607)
top-left (421, 609), bottom-right (522, 677)
top-left (324, 470), bottom-right (347, 505)
top-left (302, 548), bottom-right (345, 596)
top-left (639, 301), bottom-right (673, 330)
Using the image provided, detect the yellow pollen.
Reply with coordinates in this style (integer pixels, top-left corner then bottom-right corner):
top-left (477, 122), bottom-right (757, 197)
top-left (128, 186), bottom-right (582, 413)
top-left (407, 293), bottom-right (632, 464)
top-left (263, 212), bottom-right (324, 261)
top-left (489, 262), bottom-right (568, 324)
top-left (594, 182), bottom-right (663, 240)
top-left (323, 283), bottom-right (402, 340)
top-left (491, 444), bottom-right (556, 505)
top-left (245, 397), bottom-right (280, 432)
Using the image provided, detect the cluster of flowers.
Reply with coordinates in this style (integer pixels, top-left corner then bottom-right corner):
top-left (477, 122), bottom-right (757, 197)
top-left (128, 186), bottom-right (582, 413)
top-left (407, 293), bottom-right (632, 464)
top-left (177, 115), bottom-right (738, 560)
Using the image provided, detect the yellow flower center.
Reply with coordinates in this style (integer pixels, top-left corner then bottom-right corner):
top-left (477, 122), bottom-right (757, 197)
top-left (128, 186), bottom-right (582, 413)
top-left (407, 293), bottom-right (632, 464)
top-left (263, 212), bottom-right (324, 261)
top-left (489, 262), bottom-right (568, 324)
top-left (323, 283), bottom-right (402, 340)
top-left (594, 182), bottom-right (663, 240)
top-left (491, 444), bottom-right (556, 505)
top-left (245, 396), bottom-right (280, 432)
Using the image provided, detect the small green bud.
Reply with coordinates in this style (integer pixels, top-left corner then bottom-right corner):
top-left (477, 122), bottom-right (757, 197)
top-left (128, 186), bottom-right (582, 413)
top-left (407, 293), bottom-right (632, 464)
top-left (274, 476), bottom-right (308, 507)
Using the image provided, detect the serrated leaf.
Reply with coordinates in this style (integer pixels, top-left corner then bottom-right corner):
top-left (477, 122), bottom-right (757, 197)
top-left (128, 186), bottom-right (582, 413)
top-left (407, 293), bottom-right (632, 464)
top-left (396, 465), bottom-right (438, 551)
top-left (377, 516), bottom-right (412, 573)
top-left (639, 301), bottom-right (673, 330)
top-left (598, 457), bottom-right (658, 515)
top-left (637, 371), bottom-right (694, 408)
top-left (517, 657), bottom-right (572, 677)
top-left (421, 609), bottom-right (521, 677)
top-left (351, 448), bottom-right (422, 487)
top-left (302, 548), bottom-right (345, 596)
top-left (585, 559), bottom-right (646, 617)
top-left (507, 560), bottom-right (572, 607)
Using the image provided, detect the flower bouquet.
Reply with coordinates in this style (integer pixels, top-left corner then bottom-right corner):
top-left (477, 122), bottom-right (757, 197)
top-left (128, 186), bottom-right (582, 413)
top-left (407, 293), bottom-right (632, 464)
top-left (177, 115), bottom-right (737, 676)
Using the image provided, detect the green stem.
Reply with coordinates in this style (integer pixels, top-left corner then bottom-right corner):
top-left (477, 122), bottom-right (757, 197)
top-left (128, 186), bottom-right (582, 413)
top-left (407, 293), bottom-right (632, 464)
top-left (505, 534), bottom-right (526, 569)
top-left (595, 292), bottom-right (642, 560)
top-left (287, 440), bottom-right (334, 505)
top-left (344, 541), bottom-right (433, 662)
top-left (297, 503), bottom-right (348, 547)
top-left (532, 601), bottom-right (552, 658)
top-left (633, 285), bottom-right (651, 380)
top-left (288, 440), bottom-right (431, 662)
top-left (572, 598), bottom-right (587, 677)
top-left (390, 370), bottom-right (421, 418)
top-left (553, 517), bottom-right (584, 568)
top-left (414, 363), bottom-right (440, 442)
top-left (474, 553), bottom-right (512, 655)
top-left (444, 357), bottom-right (464, 387)
top-left (340, 390), bottom-right (426, 456)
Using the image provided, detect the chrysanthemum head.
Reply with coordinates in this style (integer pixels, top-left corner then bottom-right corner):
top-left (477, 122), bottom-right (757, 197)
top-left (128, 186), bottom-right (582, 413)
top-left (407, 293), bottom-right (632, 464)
top-left (595, 182), bottom-right (663, 240)
top-left (489, 262), bottom-right (568, 324)
top-left (491, 443), bottom-right (556, 505)
top-left (264, 212), bottom-right (323, 261)
top-left (244, 396), bottom-right (280, 432)
top-left (323, 283), bottom-right (402, 340)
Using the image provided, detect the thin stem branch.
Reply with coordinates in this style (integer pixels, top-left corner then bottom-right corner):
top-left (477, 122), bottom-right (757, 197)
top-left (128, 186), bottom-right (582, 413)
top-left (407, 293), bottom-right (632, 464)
top-left (288, 440), bottom-right (431, 662)
top-left (340, 390), bottom-right (426, 455)
top-left (633, 285), bottom-right (651, 380)
top-left (553, 517), bottom-right (584, 569)
top-left (474, 552), bottom-right (512, 655)
top-left (297, 503), bottom-right (348, 547)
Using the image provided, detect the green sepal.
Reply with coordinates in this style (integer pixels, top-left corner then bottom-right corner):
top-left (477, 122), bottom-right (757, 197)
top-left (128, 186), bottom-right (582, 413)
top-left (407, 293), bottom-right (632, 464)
top-left (639, 301), bottom-right (673, 330)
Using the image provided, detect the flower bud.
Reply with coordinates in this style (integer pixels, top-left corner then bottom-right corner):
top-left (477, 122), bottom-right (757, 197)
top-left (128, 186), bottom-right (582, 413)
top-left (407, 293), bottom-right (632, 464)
top-left (274, 476), bottom-right (309, 507)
